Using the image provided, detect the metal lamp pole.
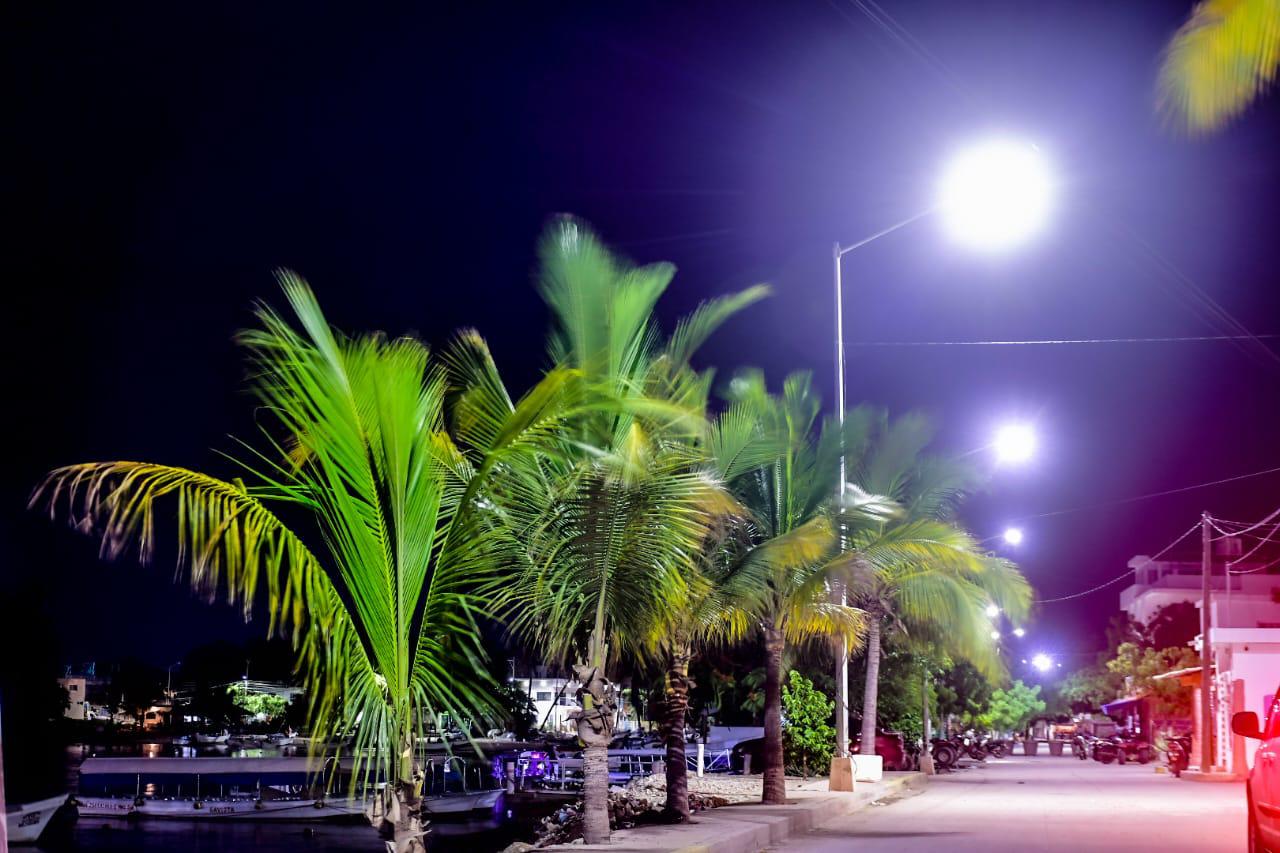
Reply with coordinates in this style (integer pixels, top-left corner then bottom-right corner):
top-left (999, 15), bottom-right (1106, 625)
top-left (831, 212), bottom-right (930, 757)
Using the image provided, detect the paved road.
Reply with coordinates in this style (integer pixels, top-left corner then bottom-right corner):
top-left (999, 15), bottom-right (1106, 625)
top-left (774, 755), bottom-right (1245, 852)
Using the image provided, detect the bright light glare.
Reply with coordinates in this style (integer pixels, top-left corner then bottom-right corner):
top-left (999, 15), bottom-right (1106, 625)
top-left (1003, 527), bottom-right (1024, 546)
top-left (990, 630), bottom-right (1001, 641)
top-left (1031, 653), bottom-right (1053, 672)
top-left (1013, 627), bottom-right (1026, 638)
top-left (994, 423), bottom-right (1036, 464)
top-left (985, 603), bottom-right (1000, 618)
top-left (938, 139), bottom-right (1053, 251)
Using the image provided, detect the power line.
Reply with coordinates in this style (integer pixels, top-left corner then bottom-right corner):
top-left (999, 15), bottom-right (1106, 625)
top-left (845, 334), bottom-right (1280, 347)
top-left (1036, 521), bottom-right (1202, 604)
top-left (1012, 463), bottom-right (1280, 523)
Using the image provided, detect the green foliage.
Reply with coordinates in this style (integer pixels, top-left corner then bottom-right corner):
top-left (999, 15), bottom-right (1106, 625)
top-left (979, 680), bottom-right (1046, 733)
top-left (1159, 0), bottom-right (1280, 132)
top-left (782, 671), bottom-right (835, 776)
top-left (228, 684), bottom-right (288, 721)
top-left (934, 661), bottom-right (993, 727)
top-left (493, 683), bottom-right (539, 739)
top-left (1106, 642), bottom-right (1200, 717)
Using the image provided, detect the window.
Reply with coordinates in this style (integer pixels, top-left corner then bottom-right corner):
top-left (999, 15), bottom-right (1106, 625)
top-left (535, 692), bottom-right (553, 702)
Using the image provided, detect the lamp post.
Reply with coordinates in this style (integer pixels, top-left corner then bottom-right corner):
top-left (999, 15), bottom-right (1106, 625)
top-left (831, 138), bottom-right (1053, 759)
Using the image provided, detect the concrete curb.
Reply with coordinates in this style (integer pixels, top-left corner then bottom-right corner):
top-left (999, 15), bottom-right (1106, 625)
top-left (544, 772), bottom-right (927, 853)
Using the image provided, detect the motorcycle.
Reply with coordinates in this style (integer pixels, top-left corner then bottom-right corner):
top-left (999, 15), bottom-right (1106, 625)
top-left (982, 736), bottom-right (1009, 759)
top-left (1092, 734), bottom-right (1155, 765)
top-left (931, 737), bottom-right (960, 770)
top-left (1072, 733), bottom-right (1092, 761)
top-left (1164, 735), bottom-right (1192, 777)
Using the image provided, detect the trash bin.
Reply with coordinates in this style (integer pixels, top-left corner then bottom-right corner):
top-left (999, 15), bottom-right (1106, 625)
top-left (1048, 740), bottom-right (1064, 756)
top-left (1022, 739), bottom-right (1040, 756)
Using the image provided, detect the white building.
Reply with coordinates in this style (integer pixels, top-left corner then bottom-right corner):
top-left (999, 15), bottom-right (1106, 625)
top-left (1120, 546), bottom-right (1280, 775)
top-left (519, 675), bottom-right (583, 734)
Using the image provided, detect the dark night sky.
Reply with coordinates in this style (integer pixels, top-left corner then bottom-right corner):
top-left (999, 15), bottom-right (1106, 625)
top-left (5, 1), bottom-right (1280, 682)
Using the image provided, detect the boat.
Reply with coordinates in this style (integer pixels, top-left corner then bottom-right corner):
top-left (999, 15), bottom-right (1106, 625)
top-left (421, 788), bottom-right (501, 814)
top-left (5, 794), bottom-right (70, 845)
top-left (75, 757), bottom-right (364, 822)
top-left (194, 730), bottom-right (230, 745)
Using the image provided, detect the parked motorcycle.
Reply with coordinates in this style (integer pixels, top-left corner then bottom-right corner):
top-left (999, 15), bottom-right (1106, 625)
top-left (1164, 734), bottom-right (1192, 778)
top-left (1072, 733), bottom-right (1092, 761)
top-left (1092, 734), bottom-right (1154, 765)
top-left (931, 738), bottom-right (960, 770)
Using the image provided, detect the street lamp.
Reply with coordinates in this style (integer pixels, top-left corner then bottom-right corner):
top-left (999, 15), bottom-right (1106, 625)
top-left (993, 423), bottom-right (1036, 465)
top-left (985, 603), bottom-right (1000, 619)
top-left (1002, 527), bottom-right (1024, 546)
top-left (1031, 653), bottom-right (1054, 673)
top-left (1013, 627), bottom-right (1026, 638)
top-left (831, 137), bottom-right (1054, 759)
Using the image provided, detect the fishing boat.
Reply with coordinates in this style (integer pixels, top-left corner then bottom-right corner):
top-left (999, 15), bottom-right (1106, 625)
top-left (5, 794), bottom-right (70, 845)
top-left (75, 757), bottom-right (363, 821)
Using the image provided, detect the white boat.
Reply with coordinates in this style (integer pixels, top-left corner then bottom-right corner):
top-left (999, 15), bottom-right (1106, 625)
top-left (75, 757), bottom-right (362, 822)
top-left (5, 794), bottom-right (69, 845)
top-left (194, 730), bottom-right (230, 745)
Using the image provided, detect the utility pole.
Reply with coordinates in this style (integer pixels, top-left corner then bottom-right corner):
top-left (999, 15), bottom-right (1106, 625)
top-left (832, 240), bottom-right (850, 759)
top-left (1200, 511), bottom-right (1213, 772)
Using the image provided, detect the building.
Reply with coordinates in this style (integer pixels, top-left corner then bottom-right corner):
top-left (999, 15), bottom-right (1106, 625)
top-left (1119, 543), bottom-right (1280, 775)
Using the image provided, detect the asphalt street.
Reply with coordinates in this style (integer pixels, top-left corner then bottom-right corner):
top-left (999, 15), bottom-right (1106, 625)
top-left (774, 755), bottom-right (1245, 852)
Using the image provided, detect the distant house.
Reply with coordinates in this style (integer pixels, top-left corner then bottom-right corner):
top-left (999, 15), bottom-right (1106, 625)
top-left (1120, 541), bottom-right (1280, 775)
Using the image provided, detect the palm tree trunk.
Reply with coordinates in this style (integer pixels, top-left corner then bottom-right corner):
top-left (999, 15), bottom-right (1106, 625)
top-left (761, 624), bottom-right (786, 805)
top-left (389, 733), bottom-right (426, 853)
top-left (858, 619), bottom-right (881, 756)
top-left (662, 643), bottom-right (693, 821)
top-left (581, 741), bottom-right (611, 843)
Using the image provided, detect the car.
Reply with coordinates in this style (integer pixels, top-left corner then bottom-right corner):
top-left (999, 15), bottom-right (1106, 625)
top-left (1232, 685), bottom-right (1280, 852)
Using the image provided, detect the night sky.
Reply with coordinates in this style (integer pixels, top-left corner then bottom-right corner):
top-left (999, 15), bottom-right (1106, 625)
top-left (6, 1), bottom-right (1280, 684)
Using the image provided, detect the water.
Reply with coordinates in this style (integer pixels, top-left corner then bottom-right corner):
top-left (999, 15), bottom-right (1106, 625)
top-left (18, 742), bottom-right (545, 852)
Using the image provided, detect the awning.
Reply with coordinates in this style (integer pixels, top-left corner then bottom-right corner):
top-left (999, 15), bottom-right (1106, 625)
top-left (1102, 696), bottom-right (1144, 716)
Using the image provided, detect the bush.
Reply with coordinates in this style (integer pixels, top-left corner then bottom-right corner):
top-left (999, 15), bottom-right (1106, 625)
top-left (782, 671), bottom-right (835, 777)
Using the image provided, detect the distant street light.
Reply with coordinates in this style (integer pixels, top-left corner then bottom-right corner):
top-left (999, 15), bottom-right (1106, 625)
top-left (1031, 653), bottom-right (1054, 673)
top-left (985, 603), bottom-right (1000, 619)
top-left (990, 630), bottom-right (1001, 641)
top-left (1013, 627), bottom-right (1026, 638)
top-left (1003, 527), bottom-right (1024, 546)
top-left (993, 423), bottom-right (1036, 465)
top-left (829, 136), bottom-right (1054, 759)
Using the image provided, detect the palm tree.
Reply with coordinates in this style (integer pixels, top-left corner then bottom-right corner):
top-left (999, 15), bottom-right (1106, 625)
top-left (32, 278), bottom-right (569, 852)
top-left (712, 371), bottom-right (889, 805)
top-left (1159, 0), bottom-right (1280, 132)
top-left (840, 408), bottom-right (1032, 757)
top-left (500, 218), bottom-right (767, 843)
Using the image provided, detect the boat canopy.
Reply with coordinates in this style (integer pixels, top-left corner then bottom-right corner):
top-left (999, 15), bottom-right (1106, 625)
top-left (79, 757), bottom-right (321, 786)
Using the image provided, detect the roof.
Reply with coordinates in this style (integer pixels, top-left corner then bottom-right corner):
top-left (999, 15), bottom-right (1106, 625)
top-left (79, 757), bottom-right (320, 776)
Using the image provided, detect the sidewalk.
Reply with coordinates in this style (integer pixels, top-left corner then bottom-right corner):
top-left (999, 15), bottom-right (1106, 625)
top-left (543, 772), bottom-right (927, 853)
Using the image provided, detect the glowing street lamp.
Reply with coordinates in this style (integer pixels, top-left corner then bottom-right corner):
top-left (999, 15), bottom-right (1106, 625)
top-left (1003, 527), bottom-right (1024, 546)
top-left (1031, 653), bottom-right (1054, 673)
top-left (993, 423), bottom-right (1036, 465)
top-left (938, 139), bottom-right (1054, 252)
top-left (985, 603), bottom-right (1000, 619)
top-left (990, 630), bottom-right (1001, 641)
top-left (1013, 627), bottom-right (1026, 638)
top-left (829, 136), bottom-right (1054, 759)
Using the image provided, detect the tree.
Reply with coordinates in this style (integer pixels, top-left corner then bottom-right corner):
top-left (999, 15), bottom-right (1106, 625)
top-left (980, 680), bottom-right (1046, 734)
top-left (782, 671), bottom-right (834, 778)
top-left (1106, 642), bottom-right (1200, 717)
top-left (933, 661), bottom-right (994, 729)
top-left (841, 408), bottom-right (1032, 758)
top-left (502, 218), bottom-right (765, 842)
top-left (1159, 0), bottom-right (1280, 132)
top-left (34, 278), bottom-right (564, 852)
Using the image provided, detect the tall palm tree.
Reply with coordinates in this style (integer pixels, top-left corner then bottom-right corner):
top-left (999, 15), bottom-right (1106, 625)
top-left (712, 371), bottom-right (895, 805)
top-left (500, 218), bottom-right (767, 844)
top-left (840, 408), bottom-right (1032, 757)
top-left (1159, 0), bottom-right (1280, 132)
top-left (32, 278), bottom-right (569, 852)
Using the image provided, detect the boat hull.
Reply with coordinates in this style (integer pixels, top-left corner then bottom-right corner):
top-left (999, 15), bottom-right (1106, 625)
top-left (75, 796), bottom-right (365, 822)
top-left (6, 795), bottom-right (70, 844)
top-left (420, 790), bottom-right (501, 814)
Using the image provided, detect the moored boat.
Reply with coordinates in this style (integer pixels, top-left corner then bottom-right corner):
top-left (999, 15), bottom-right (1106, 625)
top-left (75, 757), bottom-right (363, 822)
top-left (5, 794), bottom-right (71, 845)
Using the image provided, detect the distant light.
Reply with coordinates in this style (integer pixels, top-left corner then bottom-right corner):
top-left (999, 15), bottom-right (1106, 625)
top-left (1031, 653), bottom-right (1053, 672)
top-left (938, 139), bottom-right (1053, 252)
top-left (1003, 527), bottom-right (1024, 546)
top-left (994, 424), bottom-right (1036, 464)
top-left (985, 603), bottom-right (1000, 618)
top-left (990, 630), bottom-right (1001, 641)
top-left (1013, 627), bottom-right (1026, 638)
